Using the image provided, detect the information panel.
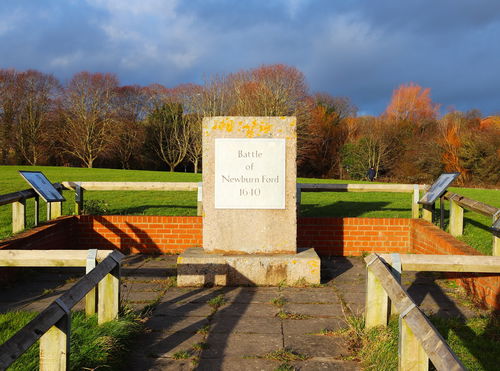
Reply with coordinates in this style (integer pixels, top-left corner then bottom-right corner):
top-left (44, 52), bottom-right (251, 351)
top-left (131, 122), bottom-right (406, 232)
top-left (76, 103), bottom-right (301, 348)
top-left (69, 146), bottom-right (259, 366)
top-left (419, 172), bottom-right (459, 205)
top-left (19, 171), bottom-right (65, 202)
top-left (215, 138), bottom-right (285, 209)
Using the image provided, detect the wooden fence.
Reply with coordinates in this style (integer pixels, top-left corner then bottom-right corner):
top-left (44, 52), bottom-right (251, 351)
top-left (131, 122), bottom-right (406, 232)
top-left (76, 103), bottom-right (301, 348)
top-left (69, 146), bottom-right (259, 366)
top-left (0, 249), bottom-right (123, 370)
top-left (444, 191), bottom-right (500, 256)
top-left (0, 249), bottom-right (114, 317)
top-left (363, 253), bottom-right (487, 370)
top-left (0, 183), bottom-right (64, 234)
top-left (2, 181), bottom-right (498, 254)
top-left (297, 183), bottom-right (425, 218)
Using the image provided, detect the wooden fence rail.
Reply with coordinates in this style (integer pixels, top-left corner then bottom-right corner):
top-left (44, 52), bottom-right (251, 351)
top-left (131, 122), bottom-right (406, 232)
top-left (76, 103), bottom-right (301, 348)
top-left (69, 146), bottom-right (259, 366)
top-left (364, 253), bottom-right (466, 371)
top-left (297, 183), bottom-right (426, 218)
top-left (443, 191), bottom-right (500, 256)
top-left (0, 250), bottom-right (123, 370)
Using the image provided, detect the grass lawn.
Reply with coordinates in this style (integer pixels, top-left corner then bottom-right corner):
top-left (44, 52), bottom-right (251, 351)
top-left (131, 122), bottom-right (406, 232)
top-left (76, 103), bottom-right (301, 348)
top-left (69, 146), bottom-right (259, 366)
top-left (0, 165), bottom-right (498, 253)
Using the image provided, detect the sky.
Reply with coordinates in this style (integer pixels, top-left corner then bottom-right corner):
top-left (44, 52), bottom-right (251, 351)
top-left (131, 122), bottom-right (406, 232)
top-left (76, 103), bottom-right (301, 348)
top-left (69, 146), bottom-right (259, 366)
top-left (1, 0), bottom-right (500, 116)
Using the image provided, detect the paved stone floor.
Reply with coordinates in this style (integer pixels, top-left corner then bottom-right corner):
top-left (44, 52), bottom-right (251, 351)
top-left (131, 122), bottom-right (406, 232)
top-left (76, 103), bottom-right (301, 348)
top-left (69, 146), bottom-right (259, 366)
top-left (0, 254), bottom-right (488, 370)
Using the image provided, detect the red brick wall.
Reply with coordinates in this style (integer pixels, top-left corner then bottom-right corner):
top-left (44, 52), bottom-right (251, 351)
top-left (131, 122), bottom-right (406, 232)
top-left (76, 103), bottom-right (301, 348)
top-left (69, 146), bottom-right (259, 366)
top-left (0, 216), bottom-right (77, 251)
top-left (0, 216), bottom-right (78, 284)
top-left (76, 215), bottom-right (412, 256)
top-left (411, 219), bottom-right (499, 310)
top-left (297, 217), bottom-right (412, 256)
top-left (77, 215), bottom-right (202, 254)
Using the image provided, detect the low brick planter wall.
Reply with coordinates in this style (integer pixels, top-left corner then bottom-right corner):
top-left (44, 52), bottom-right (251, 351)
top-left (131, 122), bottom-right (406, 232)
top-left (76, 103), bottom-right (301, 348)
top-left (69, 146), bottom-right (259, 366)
top-left (412, 219), bottom-right (499, 309)
top-left (77, 215), bottom-right (202, 254)
top-left (1, 215), bottom-right (498, 309)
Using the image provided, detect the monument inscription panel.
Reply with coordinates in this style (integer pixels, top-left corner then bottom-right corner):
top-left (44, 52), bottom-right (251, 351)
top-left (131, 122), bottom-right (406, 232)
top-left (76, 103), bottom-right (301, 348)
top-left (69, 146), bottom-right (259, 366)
top-left (215, 138), bottom-right (285, 209)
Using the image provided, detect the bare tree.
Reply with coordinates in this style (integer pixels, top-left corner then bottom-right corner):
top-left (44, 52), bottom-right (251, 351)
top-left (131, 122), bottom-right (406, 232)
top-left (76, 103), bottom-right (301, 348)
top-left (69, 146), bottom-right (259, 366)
top-left (14, 70), bottom-right (60, 165)
top-left (0, 69), bottom-right (19, 164)
top-left (112, 85), bottom-right (148, 169)
top-left (60, 72), bottom-right (118, 168)
top-left (147, 99), bottom-right (190, 172)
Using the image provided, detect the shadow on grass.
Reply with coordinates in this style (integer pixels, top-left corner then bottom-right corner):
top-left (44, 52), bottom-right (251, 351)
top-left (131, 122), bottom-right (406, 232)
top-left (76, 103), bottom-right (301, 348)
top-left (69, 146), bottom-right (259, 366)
top-left (300, 201), bottom-right (393, 217)
top-left (406, 271), bottom-right (499, 370)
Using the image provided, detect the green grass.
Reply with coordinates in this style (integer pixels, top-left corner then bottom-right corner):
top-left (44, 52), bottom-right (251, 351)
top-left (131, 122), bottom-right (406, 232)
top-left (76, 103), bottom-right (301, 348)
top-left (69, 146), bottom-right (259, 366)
top-left (1, 165), bottom-right (498, 253)
top-left (0, 310), bottom-right (142, 370)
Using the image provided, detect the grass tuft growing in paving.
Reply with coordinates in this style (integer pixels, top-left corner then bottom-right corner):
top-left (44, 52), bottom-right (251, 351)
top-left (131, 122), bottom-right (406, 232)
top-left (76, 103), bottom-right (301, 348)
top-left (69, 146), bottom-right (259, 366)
top-left (207, 294), bottom-right (227, 310)
top-left (271, 296), bottom-right (287, 307)
top-left (276, 310), bottom-right (311, 320)
top-left (172, 350), bottom-right (191, 359)
top-left (263, 348), bottom-right (310, 362)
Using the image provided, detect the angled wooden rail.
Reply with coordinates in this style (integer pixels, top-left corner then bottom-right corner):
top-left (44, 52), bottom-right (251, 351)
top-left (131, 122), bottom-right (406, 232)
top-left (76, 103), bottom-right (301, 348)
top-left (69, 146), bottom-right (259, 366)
top-left (0, 250), bottom-right (123, 370)
top-left (364, 253), bottom-right (466, 371)
top-left (443, 191), bottom-right (500, 256)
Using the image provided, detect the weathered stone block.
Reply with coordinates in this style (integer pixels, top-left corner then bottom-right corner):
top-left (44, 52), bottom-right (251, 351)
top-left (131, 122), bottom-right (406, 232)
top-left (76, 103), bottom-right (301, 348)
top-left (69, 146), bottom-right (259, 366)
top-left (202, 116), bottom-right (297, 254)
top-left (177, 247), bottom-right (320, 286)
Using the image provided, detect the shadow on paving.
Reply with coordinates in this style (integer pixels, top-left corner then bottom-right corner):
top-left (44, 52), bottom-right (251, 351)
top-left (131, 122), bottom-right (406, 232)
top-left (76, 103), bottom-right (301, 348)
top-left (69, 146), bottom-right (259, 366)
top-left (129, 286), bottom-right (247, 370)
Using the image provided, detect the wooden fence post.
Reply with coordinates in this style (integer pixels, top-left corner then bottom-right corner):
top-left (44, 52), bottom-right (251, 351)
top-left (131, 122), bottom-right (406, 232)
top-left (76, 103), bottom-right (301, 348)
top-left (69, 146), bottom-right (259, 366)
top-left (296, 185), bottom-right (301, 215)
top-left (493, 232), bottom-right (499, 257)
top-left (39, 300), bottom-right (70, 371)
top-left (12, 199), bottom-right (26, 234)
top-left (34, 195), bottom-right (40, 227)
top-left (85, 249), bottom-right (98, 316)
top-left (98, 260), bottom-right (120, 324)
top-left (412, 185), bottom-right (420, 218)
top-left (75, 183), bottom-right (84, 215)
top-left (365, 258), bottom-right (389, 329)
top-left (449, 199), bottom-right (464, 237)
top-left (197, 182), bottom-right (203, 216)
top-left (399, 314), bottom-right (429, 371)
top-left (422, 204), bottom-right (433, 223)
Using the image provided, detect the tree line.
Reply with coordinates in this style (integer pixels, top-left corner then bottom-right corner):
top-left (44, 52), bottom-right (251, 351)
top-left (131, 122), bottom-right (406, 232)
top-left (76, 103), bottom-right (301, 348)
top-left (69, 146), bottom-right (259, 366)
top-left (0, 65), bottom-right (498, 185)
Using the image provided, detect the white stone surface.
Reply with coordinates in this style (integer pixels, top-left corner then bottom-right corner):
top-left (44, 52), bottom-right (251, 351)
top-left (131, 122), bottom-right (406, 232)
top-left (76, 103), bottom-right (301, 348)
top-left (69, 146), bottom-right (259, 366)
top-left (215, 138), bottom-right (285, 209)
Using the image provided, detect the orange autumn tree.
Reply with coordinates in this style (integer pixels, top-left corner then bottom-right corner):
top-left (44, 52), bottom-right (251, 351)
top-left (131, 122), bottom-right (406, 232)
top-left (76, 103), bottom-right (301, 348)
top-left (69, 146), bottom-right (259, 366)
top-left (439, 112), bottom-right (468, 182)
top-left (385, 82), bottom-right (440, 125)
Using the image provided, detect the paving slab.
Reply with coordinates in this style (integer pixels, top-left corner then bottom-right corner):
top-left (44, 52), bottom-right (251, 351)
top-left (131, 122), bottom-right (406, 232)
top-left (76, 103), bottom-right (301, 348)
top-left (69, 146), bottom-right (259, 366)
top-left (282, 303), bottom-right (343, 318)
top-left (153, 302), bottom-right (214, 317)
top-left (293, 359), bottom-right (361, 370)
top-left (222, 286), bottom-right (282, 303)
top-left (146, 315), bottom-right (210, 333)
top-left (160, 287), bottom-right (229, 304)
top-left (195, 356), bottom-right (278, 371)
top-left (210, 315), bottom-right (282, 334)
top-left (280, 287), bottom-right (340, 304)
top-left (212, 303), bottom-right (279, 318)
top-left (201, 333), bottom-right (283, 359)
top-left (283, 334), bottom-right (350, 359)
top-left (132, 330), bottom-right (205, 359)
top-left (282, 317), bottom-right (346, 335)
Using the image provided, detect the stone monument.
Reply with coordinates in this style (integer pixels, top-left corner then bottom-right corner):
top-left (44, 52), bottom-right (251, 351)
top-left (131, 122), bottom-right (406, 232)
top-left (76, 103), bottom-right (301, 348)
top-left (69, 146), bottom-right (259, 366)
top-left (177, 117), bottom-right (320, 286)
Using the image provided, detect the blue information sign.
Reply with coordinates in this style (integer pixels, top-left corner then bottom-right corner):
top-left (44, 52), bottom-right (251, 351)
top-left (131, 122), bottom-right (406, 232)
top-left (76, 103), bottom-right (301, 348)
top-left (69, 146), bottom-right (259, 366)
top-left (418, 173), bottom-right (460, 205)
top-left (19, 171), bottom-right (65, 202)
